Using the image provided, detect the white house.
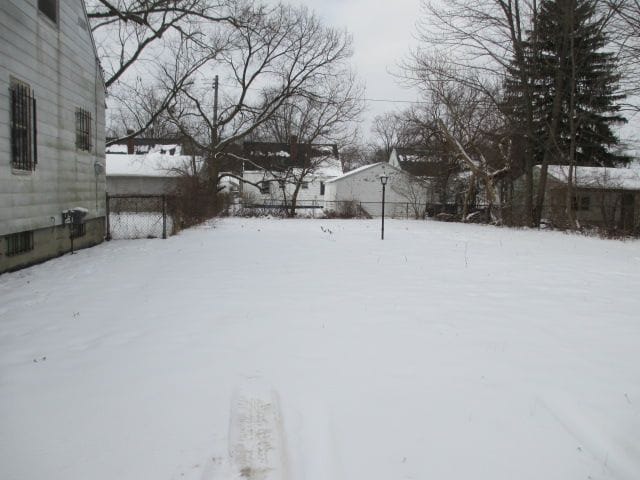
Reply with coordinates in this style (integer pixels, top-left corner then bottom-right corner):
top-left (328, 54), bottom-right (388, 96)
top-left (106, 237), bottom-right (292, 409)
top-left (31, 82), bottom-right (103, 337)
top-left (324, 162), bottom-right (423, 217)
top-left (1, 0), bottom-right (106, 273)
top-left (241, 139), bottom-right (342, 208)
top-left (106, 142), bottom-right (201, 196)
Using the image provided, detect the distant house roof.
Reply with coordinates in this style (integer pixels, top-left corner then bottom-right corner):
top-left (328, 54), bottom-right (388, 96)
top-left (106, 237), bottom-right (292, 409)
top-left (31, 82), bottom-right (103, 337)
top-left (242, 140), bottom-right (341, 177)
top-left (389, 147), bottom-right (451, 177)
top-left (106, 136), bottom-right (198, 155)
top-left (325, 162), bottom-right (404, 184)
top-left (106, 144), bottom-right (201, 178)
top-left (543, 164), bottom-right (640, 191)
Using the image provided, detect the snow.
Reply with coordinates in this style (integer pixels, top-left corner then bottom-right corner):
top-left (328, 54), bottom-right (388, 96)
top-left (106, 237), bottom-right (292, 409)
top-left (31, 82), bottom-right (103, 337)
top-left (105, 144), bottom-right (128, 154)
top-left (1, 219), bottom-right (639, 480)
top-left (327, 161), bottom-right (396, 183)
top-left (546, 164), bottom-right (640, 190)
top-left (106, 145), bottom-right (200, 177)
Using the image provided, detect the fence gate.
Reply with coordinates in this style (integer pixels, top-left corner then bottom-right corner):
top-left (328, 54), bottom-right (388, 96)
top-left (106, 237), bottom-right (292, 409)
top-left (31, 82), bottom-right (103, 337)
top-left (106, 194), bottom-right (172, 240)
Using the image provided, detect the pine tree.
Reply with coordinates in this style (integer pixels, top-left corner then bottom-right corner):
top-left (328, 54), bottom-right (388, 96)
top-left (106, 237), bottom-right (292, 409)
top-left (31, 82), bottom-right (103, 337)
top-left (529, 0), bottom-right (627, 167)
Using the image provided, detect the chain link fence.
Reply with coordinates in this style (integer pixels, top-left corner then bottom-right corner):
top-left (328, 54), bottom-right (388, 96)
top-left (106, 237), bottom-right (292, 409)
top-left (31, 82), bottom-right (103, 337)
top-left (106, 194), bottom-right (174, 240)
top-left (237, 195), bottom-right (638, 235)
top-left (238, 199), bottom-right (446, 218)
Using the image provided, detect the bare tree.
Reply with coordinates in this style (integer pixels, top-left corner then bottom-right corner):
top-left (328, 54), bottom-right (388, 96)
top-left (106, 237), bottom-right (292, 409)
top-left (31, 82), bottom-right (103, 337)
top-left (87, 0), bottom-right (239, 144)
top-left (400, 0), bottom-right (539, 225)
top-left (249, 72), bottom-right (364, 216)
top-left (159, 3), bottom-right (355, 214)
top-left (370, 112), bottom-right (409, 159)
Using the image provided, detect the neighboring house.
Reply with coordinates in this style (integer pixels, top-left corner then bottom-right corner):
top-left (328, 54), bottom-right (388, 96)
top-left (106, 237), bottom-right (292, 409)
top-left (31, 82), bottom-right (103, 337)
top-left (324, 162), bottom-right (417, 217)
top-left (537, 164), bottom-right (640, 232)
top-left (241, 137), bottom-right (342, 207)
top-left (106, 139), bottom-right (200, 195)
top-left (1, 0), bottom-right (106, 273)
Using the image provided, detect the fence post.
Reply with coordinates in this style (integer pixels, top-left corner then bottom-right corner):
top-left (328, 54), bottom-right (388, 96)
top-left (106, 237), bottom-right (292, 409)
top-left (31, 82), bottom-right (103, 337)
top-left (105, 193), bottom-right (111, 241)
top-left (162, 195), bottom-right (167, 239)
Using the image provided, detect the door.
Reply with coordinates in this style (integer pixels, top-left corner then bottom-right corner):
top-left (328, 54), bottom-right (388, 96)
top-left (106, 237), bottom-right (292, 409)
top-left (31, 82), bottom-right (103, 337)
top-left (620, 193), bottom-right (635, 231)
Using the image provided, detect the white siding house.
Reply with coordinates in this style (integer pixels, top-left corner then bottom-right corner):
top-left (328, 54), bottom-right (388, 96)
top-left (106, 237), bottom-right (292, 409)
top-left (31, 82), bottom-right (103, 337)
top-left (241, 141), bottom-right (342, 209)
top-left (324, 162), bottom-right (423, 217)
top-left (242, 157), bottom-right (342, 207)
top-left (1, 0), bottom-right (106, 272)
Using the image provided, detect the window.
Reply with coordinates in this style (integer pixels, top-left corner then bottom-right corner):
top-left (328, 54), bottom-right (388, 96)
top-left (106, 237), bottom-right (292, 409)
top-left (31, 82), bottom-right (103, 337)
top-left (301, 182), bottom-right (309, 189)
top-left (71, 222), bottom-right (86, 239)
top-left (9, 81), bottom-right (37, 171)
top-left (320, 181), bottom-right (325, 196)
top-left (259, 181), bottom-right (270, 194)
top-left (572, 195), bottom-right (591, 211)
top-left (75, 108), bottom-right (92, 151)
top-left (5, 231), bottom-right (34, 256)
top-left (38, 0), bottom-right (57, 23)
top-left (581, 196), bottom-right (590, 211)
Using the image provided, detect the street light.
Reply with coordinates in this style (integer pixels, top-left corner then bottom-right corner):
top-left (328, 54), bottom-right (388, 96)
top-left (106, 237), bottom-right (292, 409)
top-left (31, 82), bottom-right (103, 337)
top-left (380, 175), bottom-right (388, 240)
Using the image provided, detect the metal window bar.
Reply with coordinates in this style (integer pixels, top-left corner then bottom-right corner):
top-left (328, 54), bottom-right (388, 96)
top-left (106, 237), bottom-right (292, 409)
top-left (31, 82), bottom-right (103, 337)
top-left (71, 222), bottom-right (86, 239)
top-left (10, 83), bottom-right (36, 171)
top-left (6, 231), bottom-right (34, 256)
top-left (76, 108), bottom-right (92, 151)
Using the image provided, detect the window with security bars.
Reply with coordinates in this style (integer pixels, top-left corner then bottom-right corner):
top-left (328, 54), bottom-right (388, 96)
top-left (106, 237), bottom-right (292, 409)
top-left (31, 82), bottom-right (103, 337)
top-left (10, 82), bottom-right (37, 171)
top-left (5, 231), bottom-right (34, 256)
top-left (76, 108), bottom-right (92, 151)
top-left (71, 222), bottom-right (86, 239)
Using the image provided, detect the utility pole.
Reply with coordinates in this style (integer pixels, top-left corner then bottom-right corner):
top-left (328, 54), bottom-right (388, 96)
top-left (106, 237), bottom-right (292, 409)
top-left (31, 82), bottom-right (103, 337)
top-left (213, 75), bottom-right (219, 145)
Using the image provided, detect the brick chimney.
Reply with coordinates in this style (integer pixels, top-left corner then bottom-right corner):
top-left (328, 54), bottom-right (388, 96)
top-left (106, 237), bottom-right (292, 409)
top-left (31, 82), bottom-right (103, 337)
top-left (290, 135), bottom-right (298, 165)
top-left (126, 129), bottom-right (135, 155)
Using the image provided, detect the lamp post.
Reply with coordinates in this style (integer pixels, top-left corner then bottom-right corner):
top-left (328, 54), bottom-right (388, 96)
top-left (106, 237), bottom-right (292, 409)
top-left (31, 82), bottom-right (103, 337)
top-left (380, 175), bottom-right (388, 240)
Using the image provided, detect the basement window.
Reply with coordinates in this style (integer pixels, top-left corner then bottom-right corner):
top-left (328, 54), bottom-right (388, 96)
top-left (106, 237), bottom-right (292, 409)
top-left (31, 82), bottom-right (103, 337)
top-left (38, 0), bottom-right (58, 23)
top-left (71, 223), bottom-right (86, 239)
top-left (5, 231), bottom-right (34, 256)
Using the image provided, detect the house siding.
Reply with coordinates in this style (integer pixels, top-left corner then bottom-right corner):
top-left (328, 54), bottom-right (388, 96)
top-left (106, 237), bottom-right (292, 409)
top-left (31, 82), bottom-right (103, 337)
top-left (0, 0), bottom-right (106, 273)
top-left (242, 170), bottom-right (331, 206)
top-left (325, 163), bottom-right (420, 217)
top-left (107, 176), bottom-right (178, 196)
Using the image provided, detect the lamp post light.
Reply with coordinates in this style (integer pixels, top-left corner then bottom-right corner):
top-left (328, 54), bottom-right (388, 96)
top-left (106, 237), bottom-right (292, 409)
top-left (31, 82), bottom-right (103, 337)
top-left (380, 175), bottom-right (388, 240)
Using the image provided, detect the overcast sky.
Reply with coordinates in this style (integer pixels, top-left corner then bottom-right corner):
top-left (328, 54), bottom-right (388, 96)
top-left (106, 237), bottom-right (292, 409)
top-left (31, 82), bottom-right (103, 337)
top-left (286, 0), bottom-right (424, 139)
top-left (285, 0), bottom-right (639, 150)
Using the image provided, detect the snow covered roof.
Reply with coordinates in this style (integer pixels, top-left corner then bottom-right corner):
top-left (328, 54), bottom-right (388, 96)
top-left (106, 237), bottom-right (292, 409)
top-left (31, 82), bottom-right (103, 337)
top-left (544, 164), bottom-right (640, 191)
top-left (325, 162), bottom-right (404, 183)
top-left (106, 145), bottom-right (201, 177)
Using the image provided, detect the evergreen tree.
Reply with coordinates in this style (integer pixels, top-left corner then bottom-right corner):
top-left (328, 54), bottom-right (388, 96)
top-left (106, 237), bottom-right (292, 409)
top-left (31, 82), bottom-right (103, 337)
top-left (529, 0), bottom-right (627, 167)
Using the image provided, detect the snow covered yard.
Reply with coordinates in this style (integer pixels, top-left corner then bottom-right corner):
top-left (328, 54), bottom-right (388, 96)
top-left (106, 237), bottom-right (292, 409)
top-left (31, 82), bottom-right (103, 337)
top-left (1, 218), bottom-right (639, 480)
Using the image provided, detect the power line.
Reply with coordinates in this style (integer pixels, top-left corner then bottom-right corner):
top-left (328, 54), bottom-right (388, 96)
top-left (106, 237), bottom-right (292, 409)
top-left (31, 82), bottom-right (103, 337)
top-left (364, 98), bottom-right (428, 104)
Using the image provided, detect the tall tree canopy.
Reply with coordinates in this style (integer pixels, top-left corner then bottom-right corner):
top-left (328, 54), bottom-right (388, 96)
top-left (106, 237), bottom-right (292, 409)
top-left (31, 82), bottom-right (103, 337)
top-left (527, 0), bottom-right (627, 167)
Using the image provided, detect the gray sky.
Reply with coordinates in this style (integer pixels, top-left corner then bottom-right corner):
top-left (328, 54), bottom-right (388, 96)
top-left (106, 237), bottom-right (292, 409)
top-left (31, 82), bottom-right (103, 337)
top-left (287, 0), bottom-right (423, 139)
top-left (286, 0), bottom-right (639, 151)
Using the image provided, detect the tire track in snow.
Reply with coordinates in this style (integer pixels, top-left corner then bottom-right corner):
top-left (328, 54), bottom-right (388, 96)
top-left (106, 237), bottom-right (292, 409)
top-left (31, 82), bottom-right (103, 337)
top-left (225, 381), bottom-right (290, 480)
